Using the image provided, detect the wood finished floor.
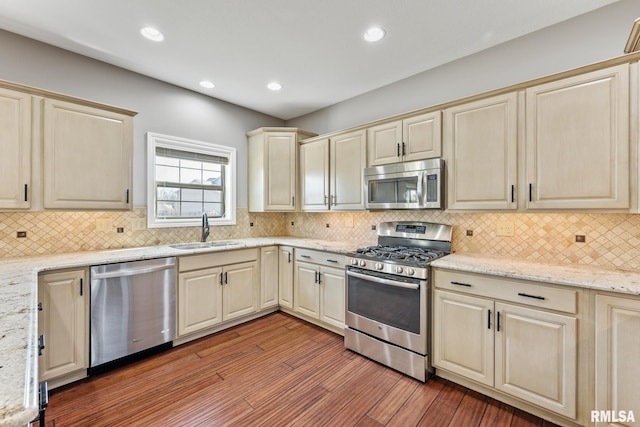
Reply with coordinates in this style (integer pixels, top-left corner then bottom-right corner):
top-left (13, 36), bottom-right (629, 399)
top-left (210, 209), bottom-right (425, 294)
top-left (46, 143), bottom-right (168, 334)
top-left (42, 312), bottom-right (559, 426)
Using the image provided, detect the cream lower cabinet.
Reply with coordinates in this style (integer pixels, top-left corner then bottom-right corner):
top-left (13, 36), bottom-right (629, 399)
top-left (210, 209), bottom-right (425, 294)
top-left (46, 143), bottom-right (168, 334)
top-left (444, 92), bottom-right (518, 210)
top-left (278, 246), bottom-right (294, 309)
top-left (259, 246), bottom-right (279, 310)
top-left (38, 269), bottom-right (88, 388)
top-left (177, 249), bottom-right (259, 339)
top-left (525, 64), bottom-right (629, 210)
top-left (595, 294), bottom-right (640, 427)
top-left (0, 87), bottom-right (31, 209)
top-left (433, 269), bottom-right (579, 422)
top-left (43, 98), bottom-right (134, 210)
top-left (300, 130), bottom-right (366, 211)
top-left (292, 249), bottom-right (345, 333)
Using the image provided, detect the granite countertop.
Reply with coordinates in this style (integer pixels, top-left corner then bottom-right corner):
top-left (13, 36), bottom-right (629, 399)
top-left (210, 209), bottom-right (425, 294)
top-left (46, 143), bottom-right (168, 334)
top-left (0, 237), bottom-right (364, 427)
top-left (431, 253), bottom-right (640, 296)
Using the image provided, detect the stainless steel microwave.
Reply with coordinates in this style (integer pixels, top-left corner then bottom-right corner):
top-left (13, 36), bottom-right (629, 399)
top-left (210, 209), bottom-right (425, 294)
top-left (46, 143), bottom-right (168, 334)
top-left (364, 159), bottom-right (444, 210)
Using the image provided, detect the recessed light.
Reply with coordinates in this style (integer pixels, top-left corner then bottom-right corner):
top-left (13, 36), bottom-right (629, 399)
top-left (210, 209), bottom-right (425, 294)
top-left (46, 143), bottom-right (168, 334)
top-left (267, 82), bottom-right (283, 91)
top-left (364, 27), bottom-right (386, 42)
top-left (140, 27), bottom-right (164, 42)
top-left (199, 80), bottom-right (215, 89)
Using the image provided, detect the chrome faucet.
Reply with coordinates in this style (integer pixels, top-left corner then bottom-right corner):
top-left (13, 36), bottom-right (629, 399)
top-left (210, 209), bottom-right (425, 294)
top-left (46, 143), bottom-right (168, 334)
top-left (201, 212), bottom-right (210, 242)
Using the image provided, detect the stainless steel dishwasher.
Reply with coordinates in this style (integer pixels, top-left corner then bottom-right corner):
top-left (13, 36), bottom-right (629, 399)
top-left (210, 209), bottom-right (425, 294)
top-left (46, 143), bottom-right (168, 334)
top-left (90, 257), bottom-right (176, 370)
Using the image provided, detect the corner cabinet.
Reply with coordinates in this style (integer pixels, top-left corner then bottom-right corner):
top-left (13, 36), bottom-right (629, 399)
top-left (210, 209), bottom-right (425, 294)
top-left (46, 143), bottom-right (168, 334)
top-left (0, 87), bottom-right (32, 209)
top-left (367, 111), bottom-right (442, 166)
top-left (38, 269), bottom-right (88, 388)
top-left (595, 294), bottom-right (640, 426)
top-left (300, 130), bottom-right (366, 211)
top-left (525, 64), bottom-right (629, 210)
top-left (433, 268), bottom-right (583, 423)
top-left (259, 246), bottom-right (279, 310)
top-left (247, 127), bottom-right (316, 212)
top-left (278, 246), bottom-right (294, 309)
top-left (444, 92), bottom-right (518, 210)
top-left (43, 98), bottom-right (134, 210)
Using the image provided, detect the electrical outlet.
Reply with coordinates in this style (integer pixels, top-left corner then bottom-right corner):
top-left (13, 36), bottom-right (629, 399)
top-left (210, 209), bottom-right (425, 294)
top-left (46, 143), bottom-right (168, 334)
top-left (96, 218), bottom-right (113, 232)
top-left (496, 221), bottom-right (515, 237)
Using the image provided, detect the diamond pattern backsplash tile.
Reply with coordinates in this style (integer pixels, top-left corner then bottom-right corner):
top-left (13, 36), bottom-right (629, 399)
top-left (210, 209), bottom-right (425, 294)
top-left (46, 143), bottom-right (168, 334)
top-left (3, 207), bottom-right (640, 270)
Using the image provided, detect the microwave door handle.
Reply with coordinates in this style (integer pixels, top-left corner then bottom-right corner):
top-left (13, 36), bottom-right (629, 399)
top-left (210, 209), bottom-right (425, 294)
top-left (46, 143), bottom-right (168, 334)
top-left (347, 270), bottom-right (420, 290)
top-left (417, 172), bottom-right (425, 207)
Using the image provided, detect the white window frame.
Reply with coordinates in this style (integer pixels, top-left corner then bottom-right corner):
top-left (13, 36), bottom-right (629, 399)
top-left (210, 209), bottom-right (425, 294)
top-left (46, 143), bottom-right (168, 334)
top-left (146, 132), bottom-right (236, 228)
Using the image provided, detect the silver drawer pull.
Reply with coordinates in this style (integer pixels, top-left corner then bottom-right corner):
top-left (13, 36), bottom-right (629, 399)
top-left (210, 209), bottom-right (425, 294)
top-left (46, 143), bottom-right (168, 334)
top-left (326, 259), bottom-right (339, 263)
top-left (451, 281), bottom-right (472, 287)
top-left (301, 255), bottom-right (311, 259)
top-left (518, 292), bottom-right (545, 301)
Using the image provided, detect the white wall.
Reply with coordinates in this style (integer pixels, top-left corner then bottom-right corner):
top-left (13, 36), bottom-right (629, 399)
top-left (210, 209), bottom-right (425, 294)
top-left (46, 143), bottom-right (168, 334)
top-left (0, 29), bottom-right (285, 208)
top-left (286, 0), bottom-right (640, 134)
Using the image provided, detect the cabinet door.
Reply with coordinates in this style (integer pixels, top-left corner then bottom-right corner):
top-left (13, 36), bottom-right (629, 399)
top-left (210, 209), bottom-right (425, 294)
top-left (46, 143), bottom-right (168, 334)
top-left (300, 139), bottom-right (330, 211)
top-left (403, 111), bottom-right (442, 162)
top-left (330, 130), bottom-right (366, 210)
top-left (0, 87), bottom-right (31, 209)
top-left (367, 120), bottom-right (402, 166)
top-left (265, 132), bottom-right (297, 211)
top-left (432, 290), bottom-right (494, 386)
top-left (595, 295), bottom-right (640, 426)
top-left (177, 267), bottom-right (223, 336)
top-left (38, 270), bottom-right (87, 381)
top-left (223, 261), bottom-right (258, 321)
top-left (293, 261), bottom-right (319, 319)
top-left (278, 246), bottom-right (294, 309)
top-left (43, 98), bottom-right (133, 210)
top-left (445, 92), bottom-right (518, 210)
top-left (319, 266), bottom-right (345, 329)
top-left (525, 64), bottom-right (629, 209)
top-left (494, 302), bottom-right (576, 419)
top-left (259, 246), bottom-right (279, 309)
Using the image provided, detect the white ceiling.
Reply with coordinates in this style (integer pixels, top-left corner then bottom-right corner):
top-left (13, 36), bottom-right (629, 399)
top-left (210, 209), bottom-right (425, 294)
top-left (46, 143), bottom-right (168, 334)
top-left (0, 0), bottom-right (620, 120)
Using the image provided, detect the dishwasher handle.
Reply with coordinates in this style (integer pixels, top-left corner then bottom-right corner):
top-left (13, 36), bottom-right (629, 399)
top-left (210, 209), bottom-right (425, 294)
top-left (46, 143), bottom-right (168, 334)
top-left (91, 259), bottom-right (175, 280)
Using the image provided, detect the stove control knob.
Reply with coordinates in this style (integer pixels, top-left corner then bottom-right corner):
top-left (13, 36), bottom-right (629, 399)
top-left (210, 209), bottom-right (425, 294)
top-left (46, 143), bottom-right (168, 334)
top-left (375, 262), bottom-right (384, 270)
top-left (350, 258), bottom-right (359, 266)
top-left (407, 268), bottom-right (415, 276)
top-left (394, 266), bottom-right (403, 274)
top-left (358, 260), bottom-right (366, 267)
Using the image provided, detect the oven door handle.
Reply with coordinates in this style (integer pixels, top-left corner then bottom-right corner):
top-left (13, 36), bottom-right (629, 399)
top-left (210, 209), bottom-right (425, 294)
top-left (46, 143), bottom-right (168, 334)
top-left (347, 270), bottom-right (420, 290)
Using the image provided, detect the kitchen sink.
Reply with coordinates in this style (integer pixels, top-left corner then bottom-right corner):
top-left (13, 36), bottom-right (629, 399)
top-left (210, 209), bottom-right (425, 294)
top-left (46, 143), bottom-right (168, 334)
top-left (169, 241), bottom-right (242, 250)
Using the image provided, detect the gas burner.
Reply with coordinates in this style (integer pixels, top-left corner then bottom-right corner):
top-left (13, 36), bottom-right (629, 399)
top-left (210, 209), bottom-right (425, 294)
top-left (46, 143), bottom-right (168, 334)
top-left (355, 245), bottom-right (446, 265)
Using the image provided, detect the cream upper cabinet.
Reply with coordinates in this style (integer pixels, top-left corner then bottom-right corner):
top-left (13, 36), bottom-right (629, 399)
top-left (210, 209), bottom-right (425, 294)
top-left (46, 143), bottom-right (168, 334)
top-left (595, 294), bottom-right (640, 426)
top-left (444, 93), bottom-right (518, 210)
top-left (367, 111), bottom-right (442, 166)
top-left (247, 127), bottom-right (316, 212)
top-left (300, 138), bottom-right (330, 211)
top-left (38, 269), bottom-right (88, 387)
top-left (330, 130), bottom-right (366, 210)
top-left (0, 87), bottom-right (31, 209)
top-left (525, 64), bottom-right (629, 210)
top-left (43, 98), bottom-right (134, 210)
top-left (300, 131), bottom-right (366, 212)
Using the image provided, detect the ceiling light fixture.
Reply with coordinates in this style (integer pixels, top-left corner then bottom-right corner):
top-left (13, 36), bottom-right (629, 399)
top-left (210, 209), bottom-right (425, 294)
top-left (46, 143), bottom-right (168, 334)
top-left (199, 80), bottom-right (215, 89)
top-left (140, 27), bottom-right (164, 42)
top-left (363, 27), bottom-right (386, 42)
top-left (267, 82), bottom-right (283, 91)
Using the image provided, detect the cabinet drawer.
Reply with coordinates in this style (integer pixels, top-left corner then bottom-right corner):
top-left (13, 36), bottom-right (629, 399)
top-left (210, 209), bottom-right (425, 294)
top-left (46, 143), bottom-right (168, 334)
top-left (433, 269), bottom-right (577, 314)
top-left (179, 248), bottom-right (258, 272)
top-left (295, 248), bottom-right (345, 269)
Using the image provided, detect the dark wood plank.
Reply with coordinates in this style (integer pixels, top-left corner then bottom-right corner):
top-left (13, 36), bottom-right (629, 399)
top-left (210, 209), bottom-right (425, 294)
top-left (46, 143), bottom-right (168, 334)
top-left (42, 312), bottom-right (558, 427)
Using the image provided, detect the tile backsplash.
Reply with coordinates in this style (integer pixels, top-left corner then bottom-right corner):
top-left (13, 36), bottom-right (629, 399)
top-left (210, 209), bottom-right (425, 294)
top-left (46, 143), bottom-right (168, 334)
top-left (3, 207), bottom-right (640, 270)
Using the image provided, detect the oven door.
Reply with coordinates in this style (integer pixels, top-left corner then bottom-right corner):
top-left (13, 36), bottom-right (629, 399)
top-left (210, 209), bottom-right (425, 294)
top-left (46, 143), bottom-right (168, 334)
top-left (345, 267), bottom-right (427, 354)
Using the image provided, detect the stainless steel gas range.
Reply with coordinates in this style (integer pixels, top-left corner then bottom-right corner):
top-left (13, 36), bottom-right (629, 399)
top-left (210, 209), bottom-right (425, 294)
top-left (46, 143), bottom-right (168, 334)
top-left (344, 221), bottom-right (452, 382)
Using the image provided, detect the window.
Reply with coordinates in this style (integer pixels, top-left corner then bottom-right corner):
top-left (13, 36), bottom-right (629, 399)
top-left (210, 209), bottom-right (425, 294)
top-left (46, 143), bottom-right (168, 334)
top-left (147, 132), bottom-right (236, 228)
